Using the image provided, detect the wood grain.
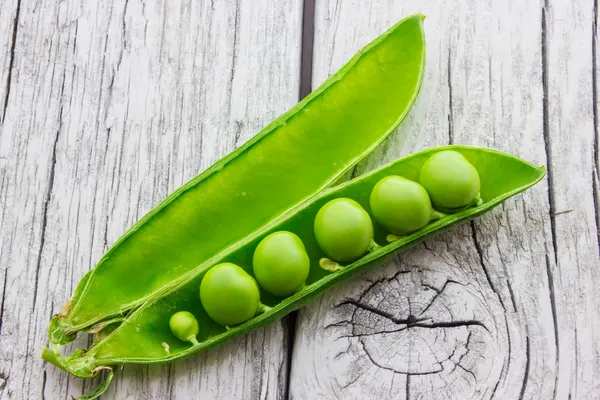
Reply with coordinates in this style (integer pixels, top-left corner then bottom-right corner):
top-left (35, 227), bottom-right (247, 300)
top-left (0, 0), bottom-right (302, 399)
top-left (290, 0), bottom-right (600, 399)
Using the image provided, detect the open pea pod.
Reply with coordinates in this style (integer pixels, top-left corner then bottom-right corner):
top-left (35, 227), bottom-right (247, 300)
top-left (43, 146), bottom-right (545, 397)
top-left (46, 14), bottom-right (426, 349)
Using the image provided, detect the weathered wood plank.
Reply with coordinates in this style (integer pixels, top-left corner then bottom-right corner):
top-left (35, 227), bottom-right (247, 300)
top-left (544, 0), bottom-right (600, 397)
top-left (290, 1), bottom-right (600, 399)
top-left (0, 0), bottom-right (19, 124)
top-left (0, 0), bottom-right (302, 399)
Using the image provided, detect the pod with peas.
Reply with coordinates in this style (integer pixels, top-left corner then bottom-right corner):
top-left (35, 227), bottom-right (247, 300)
top-left (43, 17), bottom-right (433, 397)
top-left (43, 144), bottom-right (545, 399)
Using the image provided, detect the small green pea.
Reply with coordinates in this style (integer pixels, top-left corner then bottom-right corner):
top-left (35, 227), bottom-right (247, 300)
top-left (370, 175), bottom-right (433, 235)
top-left (200, 263), bottom-right (261, 326)
top-left (420, 150), bottom-right (480, 210)
top-left (169, 311), bottom-right (200, 346)
top-left (253, 231), bottom-right (310, 297)
top-left (314, 198), bottom-right (374, 263)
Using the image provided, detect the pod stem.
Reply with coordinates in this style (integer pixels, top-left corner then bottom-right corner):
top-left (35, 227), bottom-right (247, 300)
top-left (474, 193), bottom-right (483, 206)
top-left (188, 336), bottom-right (200, 347)
top-left (258, 303), bottom-right (272, 314)
top-left (369, 240), bottom-right (382, 252)
top-left (431, 210), bottom-right (447, 221)
top-left (319, 258), bottom-right (344, 272)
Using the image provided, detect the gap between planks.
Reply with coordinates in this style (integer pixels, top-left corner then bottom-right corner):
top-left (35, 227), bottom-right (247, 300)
top-left (283, 0), bottom-right (316, 399)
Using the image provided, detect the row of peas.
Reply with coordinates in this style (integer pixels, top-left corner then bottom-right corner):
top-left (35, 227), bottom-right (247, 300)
top-left (169, 150), bottom-right (481, 345)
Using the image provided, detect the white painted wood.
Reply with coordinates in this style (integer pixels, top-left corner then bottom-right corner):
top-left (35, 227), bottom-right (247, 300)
top-left (290, 0), bottom-right (600, 399)
top-left (0, 0), bottom-right (302, 399)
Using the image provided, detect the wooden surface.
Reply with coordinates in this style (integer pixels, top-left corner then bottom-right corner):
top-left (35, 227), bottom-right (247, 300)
top-left (0, 0), bottom-right (598, 399)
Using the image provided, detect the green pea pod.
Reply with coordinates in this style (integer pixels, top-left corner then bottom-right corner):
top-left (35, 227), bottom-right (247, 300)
top-left (46, 14), bottom-right (426, 349)
top-left (43, 146), bottom-right (544, 399)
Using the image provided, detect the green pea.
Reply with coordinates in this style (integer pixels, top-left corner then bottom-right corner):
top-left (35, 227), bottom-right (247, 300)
top-left (169, 311), bottom-right (200, 346)
top-left (253, 231), bottom-right (310, 297)
top-left (314, 198), bottom-right (374, 263)
top-left (200, 263), bottom-right (261, 326)
top-left (420, 150), bottom-right (481, 211)
top-left (370, 175), bottom-right (433, 235)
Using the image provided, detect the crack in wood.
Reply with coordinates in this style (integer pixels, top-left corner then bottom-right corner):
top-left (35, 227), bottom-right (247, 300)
top-left (358, 338), bottom-right (443, 376)
top-left (233, 120), bottom-right (244, 147)
top-left (332, 342), bottom-right (351, 361)
top-left (64, 371), bottom-right (70, 398)
top-left (554, 209), bottom-right (573, 216)
top-left (544, 253), bottom-right (559, 400)
top-left (72, 20), bottom-right (78, 55)
top-left (409, 319), bottom-right (489, 332)
top-left (283, 313), bottom-right (297, 400)
top-left (419, 279), bottom-right (461, 316)
top-left (341, 298), bottom-right (489, 333)
top-left (470, 221), bottom-right (507, 311)
top-left (24, 92), bottom-right (64, 392)
top-left (445, 340), bottom-right (461, 364)
top-left (1, 0), bottom-right (21, 123)
top-left (339, 327), bottom-right (416, 339)
top-left (328, 267), bottom-right (495, 385)
top-left (40, 370), bottom-right (46, 400)
top-left (165, 363), bottom-right (174, 399)
top-left (490, 377), bottom-right (501, 400)
top-left (259, 331), bottom-right (268, 400)
top-left (227, 0), bottom-right (240, 116)
top-left (0, 269), bottom-right (7, 335)
top-left (340, 371), bottom-right (361, 390)
top-left (592, 0), bottom-right (600, 257)
top-left (506, 278), bottom-right (518, 313)
top-left (32, 116), bottom-right (62, 311)
top-left (449, 331), bottom-right (472, 374)
top-left (457, 364), bottom-right (476, 381)
top-left (517, 335), bottom-right (530, 400)
top-left (333, 270), bottom-right (412, 312)
top-left (121, 0), bottom-right (130, 53)
top-left (442, 331), bottom-right (477, 383)
top-left (339, 298), bottom-right (427, 325)
top-left (541, 4), bottom-right (559, 265)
